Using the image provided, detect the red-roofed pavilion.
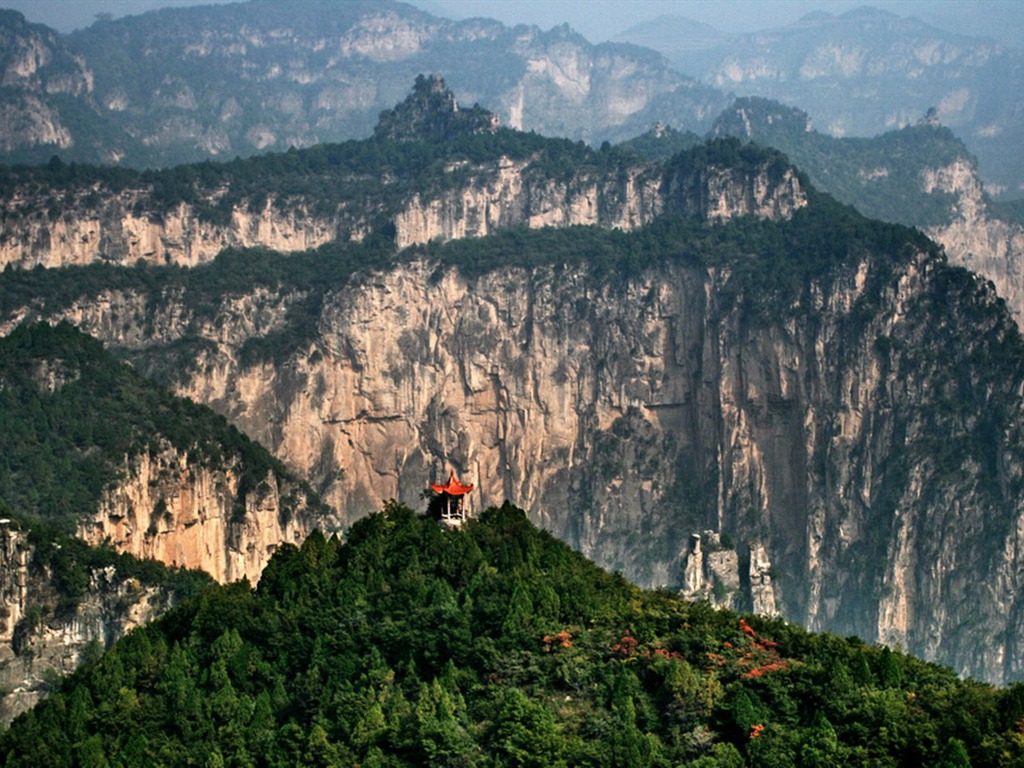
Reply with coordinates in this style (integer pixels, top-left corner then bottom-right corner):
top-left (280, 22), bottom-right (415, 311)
top-left (430, 471), bottom-right (474, 526)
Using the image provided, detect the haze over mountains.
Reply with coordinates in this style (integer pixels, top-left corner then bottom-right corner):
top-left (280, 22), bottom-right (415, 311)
top-left (616, 6), bottom-right (1024, 199)
top-left (2, 0), bottom-right (1022, 203)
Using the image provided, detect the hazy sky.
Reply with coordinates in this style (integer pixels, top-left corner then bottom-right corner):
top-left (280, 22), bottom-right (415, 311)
top-left (4, 0), bottom-right (1023, 47)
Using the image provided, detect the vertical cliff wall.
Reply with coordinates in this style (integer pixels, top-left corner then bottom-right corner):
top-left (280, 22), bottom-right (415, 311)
top-left (0, 142), bottom-right (805, 270)
top-left (31, 241), bottom-right (1024, 685)
top-left (924, 158), bottom-right (1024, 326)
top-left (79, 443), bottom-right (322, 585)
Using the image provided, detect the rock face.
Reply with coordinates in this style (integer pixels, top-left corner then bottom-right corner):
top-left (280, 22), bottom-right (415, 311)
top-left (0, 140), bottom-right (805, 270)
top-left (709, 97), bottom-right (1024, 331)
top-left (923, 159), bottom-right (1024, 324)
top-left (6, 130), bottom-right (1024, 683)
top-left (678, 532), bottom-right (776, 616)
top-left (80, 443), bottom-right (319, 585)
top-left (0, 10), bottom-right (92, 156)
top-left (0, 524), bottom-right (172, 726)
top-left (24, 238), bottom-right (1024, 685)
top-left (0, 195), bottom-right (342, 270)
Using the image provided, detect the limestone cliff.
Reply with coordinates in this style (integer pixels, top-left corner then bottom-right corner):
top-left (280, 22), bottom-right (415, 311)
top-left (709, 97), bottom-right (1024, 331)
top-left (27, 237), bottom-right (1024, 685)
top-left (0, 139), bottom-right (804, 270)
top-left (0, 10), bottom-right (92, 156)
top-left (80, 443), bottom-right (320, 585)
top-left (0, 523), bottom-right (178, 726)
top-left (923, 158), bottom-right (1024, 324)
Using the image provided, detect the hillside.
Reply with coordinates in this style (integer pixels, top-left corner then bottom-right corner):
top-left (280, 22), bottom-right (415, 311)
top-left (0, 0), bottom-right (728, 168)
top-left (705, 97), bottom-right (1024, 327)
top-left (1, 504), bottom-right (1021, 766)
top-left (0, 320), bottom-right (336, 722)
top-left (0, 320), bottom-right (331, 584)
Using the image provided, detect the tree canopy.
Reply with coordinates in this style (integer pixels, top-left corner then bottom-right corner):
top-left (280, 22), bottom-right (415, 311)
top-left (1, 502), bottom-right (1021, 767)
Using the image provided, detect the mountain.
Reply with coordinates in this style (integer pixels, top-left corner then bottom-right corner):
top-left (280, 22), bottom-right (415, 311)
top-left (0, 0), bottom-right (729, 168)
top-left (4, 81), bottom-right (1024, 684)
top-left (613, 15), bottom-right (730, 68)
top-left (0, 10), bottom-right (93, 157)
top-left (706, 97), bottom-right (1024, 327)
top-left (617, 6), bottom-right (1024, 200)
top-left (1, 503), bottom-right (1022, 766)
top-left (0, 320), bottom-right (331, 583)
top-left (0, 517), bottom-right (211, 728)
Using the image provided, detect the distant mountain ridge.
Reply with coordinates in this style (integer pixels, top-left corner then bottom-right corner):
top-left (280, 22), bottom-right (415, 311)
top-left (701, 97), bottom-right (1024, 330)
top-left (616, 6), bottom-right (1024, 199)
top-left (0, 0), bottom-right (729, 168)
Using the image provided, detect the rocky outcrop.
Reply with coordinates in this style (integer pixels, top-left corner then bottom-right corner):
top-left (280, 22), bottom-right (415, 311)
top-left (0, 10), bottom-right (92, 155)
top-left (393, 156), bottom-right (803, 249)
top-left (0, 523), bottom-right (171, 727)
top-left (924, 159), bottom-right (1024, 323)
top-left (0, 195), bottom-right (343, 270)
top-left (709, 97), bottom-right (1024, 333)
top-left (679, 531), bottom-right (777, 615)
top-left (79, 443), bottom-right (320, 585)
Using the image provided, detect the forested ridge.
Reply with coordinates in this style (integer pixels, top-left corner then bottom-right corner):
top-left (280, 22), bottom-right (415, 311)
top-left (0, 503), bottom-right (1020, 766)
top-left (0, 74), bottom-right (638, 229)
top-left (0, 176), bottom-right (938, 375)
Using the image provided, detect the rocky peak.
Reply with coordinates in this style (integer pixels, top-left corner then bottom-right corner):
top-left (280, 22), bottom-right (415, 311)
top-left (373, 73), bottom-right (498, 143)
top-left (0, 10), bottom-right (91, 96)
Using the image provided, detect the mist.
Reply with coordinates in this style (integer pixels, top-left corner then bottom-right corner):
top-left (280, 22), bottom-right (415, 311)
top-left (5, 0), bottom-right (1023, 49)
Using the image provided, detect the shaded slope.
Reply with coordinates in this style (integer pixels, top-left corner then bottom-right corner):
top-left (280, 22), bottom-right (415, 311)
top-left (0, 320), bottom-right (325, 534)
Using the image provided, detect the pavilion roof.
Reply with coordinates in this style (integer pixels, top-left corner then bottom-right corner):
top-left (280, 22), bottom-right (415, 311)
top-left (430, 471), bottom-right (474, 496)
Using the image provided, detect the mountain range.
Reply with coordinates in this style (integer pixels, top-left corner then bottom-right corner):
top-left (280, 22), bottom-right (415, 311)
top-left (0, 79), bottom-right (1022, 687)
top-left (2, 0), bottom-right (1024, 739)
top-left (616, 6), bottom-right (1024, 199)
top-left (0, 0), bottom-right (727, 168)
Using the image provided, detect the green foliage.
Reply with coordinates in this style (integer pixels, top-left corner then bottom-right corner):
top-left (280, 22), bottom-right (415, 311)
top-left (0, 149), bottom-right (936, 373)
top-left (615, 124), bottom-right (703, 162)
top-left (0, 321), bottom-right (326, 533)
top-left (1, 503), bottom-right (1019, 766)
top-left (711, 97), bottom-right (972, 227)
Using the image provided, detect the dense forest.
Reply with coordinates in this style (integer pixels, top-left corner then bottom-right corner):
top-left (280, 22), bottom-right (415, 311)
top-left (0, 503), bottom-right (1020, 766)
